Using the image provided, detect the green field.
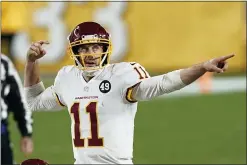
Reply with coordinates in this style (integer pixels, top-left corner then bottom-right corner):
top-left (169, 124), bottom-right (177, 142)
top-left (8, 91), bottom-right (246, 164)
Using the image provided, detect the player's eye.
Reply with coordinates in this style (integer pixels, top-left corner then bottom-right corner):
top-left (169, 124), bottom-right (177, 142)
top-left (92, 44), bottom-right (101, 52)
top-left (78, 47), bottom-right (88, 54)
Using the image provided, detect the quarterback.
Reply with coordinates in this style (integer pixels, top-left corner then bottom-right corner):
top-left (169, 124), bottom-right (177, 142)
top-left (24, 22), bottom-right (234, 164)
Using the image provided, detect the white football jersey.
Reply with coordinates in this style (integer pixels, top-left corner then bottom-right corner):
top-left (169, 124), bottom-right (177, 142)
top-left (53, 62), bottom-right (150, 164)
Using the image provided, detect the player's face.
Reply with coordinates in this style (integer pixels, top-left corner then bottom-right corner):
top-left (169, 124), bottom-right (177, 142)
top-left (78, 44), bottom-right (103, 68)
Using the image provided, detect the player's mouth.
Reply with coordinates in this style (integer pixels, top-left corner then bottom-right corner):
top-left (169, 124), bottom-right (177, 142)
top-left (84, 60), bottom-right (98, 67)
top-left (84, 56), bottom-right (100, 67)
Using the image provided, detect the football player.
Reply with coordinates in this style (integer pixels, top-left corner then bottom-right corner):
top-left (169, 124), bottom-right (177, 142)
top-left (24, 22), bottom-right (234, 164)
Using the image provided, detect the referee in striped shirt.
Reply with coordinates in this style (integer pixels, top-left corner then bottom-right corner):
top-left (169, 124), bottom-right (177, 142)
top-left (1, 54), bottom-right (33, 164)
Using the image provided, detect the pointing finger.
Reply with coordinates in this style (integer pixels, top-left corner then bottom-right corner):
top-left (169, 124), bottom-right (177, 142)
top-left (217, 54), bottom-right (235, 62)
top-left (37, 40), bottom-right (49, 45)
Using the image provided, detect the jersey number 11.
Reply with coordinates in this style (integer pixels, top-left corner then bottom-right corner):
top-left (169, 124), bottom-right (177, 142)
top-left (70, 102), bottom-right (104, 147)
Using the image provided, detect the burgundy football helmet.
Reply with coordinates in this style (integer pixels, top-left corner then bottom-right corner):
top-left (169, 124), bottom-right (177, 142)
top-left (20, 158), bottom-right (49, 165)
top-left (67, 21), bottom-right (112, 70)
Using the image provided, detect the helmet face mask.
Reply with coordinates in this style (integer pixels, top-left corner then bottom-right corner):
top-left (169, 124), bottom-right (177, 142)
top-left (67, 22), bottom-right (112, 71)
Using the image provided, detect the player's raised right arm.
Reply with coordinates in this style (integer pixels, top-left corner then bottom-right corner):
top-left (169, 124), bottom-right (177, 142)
top-left (24, 40), bottom-right (49, 87)
top-left (24, 41), bottom-right (66, 111)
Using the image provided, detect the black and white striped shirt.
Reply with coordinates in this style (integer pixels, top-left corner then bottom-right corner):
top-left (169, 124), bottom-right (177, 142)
top-left (1, 54), bottom-right (33, 137)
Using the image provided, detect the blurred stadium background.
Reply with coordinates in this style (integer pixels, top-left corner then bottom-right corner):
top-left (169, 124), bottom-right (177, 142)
top-left (1, 1), bottom-right (246, 164)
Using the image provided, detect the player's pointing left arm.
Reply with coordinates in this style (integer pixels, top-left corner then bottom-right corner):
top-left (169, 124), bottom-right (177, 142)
top-left (131, 54), bottom-right (235, 101)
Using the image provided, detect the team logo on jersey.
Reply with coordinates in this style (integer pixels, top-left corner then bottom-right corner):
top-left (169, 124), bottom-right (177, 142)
top-left (99, 80), bottom-right (111, 93)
